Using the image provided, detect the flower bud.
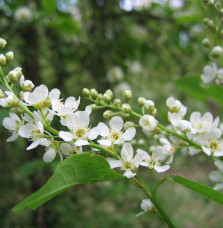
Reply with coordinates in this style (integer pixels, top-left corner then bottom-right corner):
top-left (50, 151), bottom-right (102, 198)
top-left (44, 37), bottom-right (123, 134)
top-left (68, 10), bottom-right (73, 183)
top-left (0, 89), bottom-right (5, 98)
top-left (152, 108), bottom-right (157, 116)
top-left (103, 93), bottom-right (112, 103)
top-left (202, 38), bottom-right (211, 48)
top-left (97, 93), bottom-right (103, 100)
top-left (138, 139), bottom-right (145, 145)
top-left (90, 88), bottom-right (98, 99)
top-left (0, 38), bottom-right (7, 49)
top-left (5, 51), bottom-right (14, 61)
top-left (220, 8), bottom-right (223, 15)
top-left (0, 54), bottom-right (6, 66)
top-left (8, 67), bottom-right (22, 83)
top-left (105, 89), bottom-right (113, 98)
top-left (144, 100), bottom-right (154, 112)
top-left (103, 110), bottom-right (113, 119)
top-left (90, 104), bottom-right (98, 110)
top-left (211, 46), bottom-right (223, 58)
top-left (19, 91), bottom-right (24, 100)
top-left (10, 107), bottom-right (23, 115)
top-left (83, 88), bottom-right (90, 96)
top-left (124, 121), bottom-right (135, 129)
top-left (123, 90), bottom-right (132, 100)
top-left (113, 98), bottom-right (121, 106)
top-left (207, 20), bottom-right (215, 29)
top-left (121, 103), bottom-right (131, 113)
top-left (138, 97), bottom-right (146, 107)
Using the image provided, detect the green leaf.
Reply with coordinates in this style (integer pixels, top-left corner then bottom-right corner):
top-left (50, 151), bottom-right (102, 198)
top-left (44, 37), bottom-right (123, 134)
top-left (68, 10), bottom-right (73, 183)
top-left (13, 153), bottom-right (123, 214)
top-left (176, 15), bottom-right (203, 25)
top-left (175, 76), bottom-right (223, 103)
top-left (41, 0), bottom-right (57, 13)
top-left (171, 175), bottom-right (223, 204)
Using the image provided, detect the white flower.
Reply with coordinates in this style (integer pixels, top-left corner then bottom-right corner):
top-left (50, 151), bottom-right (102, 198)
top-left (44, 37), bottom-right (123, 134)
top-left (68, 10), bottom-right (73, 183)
top-left (136, 199), bottom-right (153, 218)
top-left (51, 96), bottom-right (80, 119)
top-left (169, 113), bottom-right (192, 132)
top-left (18, 121), bottom-right (50, 150)
top-left (0, 91), bottom-right (19, 107)
top-left (60, 143), bottom-right (82, 156)
top-left (198, 128), bottom-right (223, 156)
top-left (166, 97), bottom-right (187, 118)
top-left (97, 116), bottom-right (136, 147)
top-left (23, 84), bottom-right (60, 109)
top-left (20, 75), bottom-right (34, 92)
top-left (209, 160), bottom-right (223, 191)
top-left (137, 147), bottom-right (170, 172)
top-left (106, 142), bottom-right (144, 178)
top-left (2, 113), bottom-right (24, 142)
top-left (139, 114), bottom-right (157, 132)
top-left (201, 64), bottom-right (217, 84)
top-left (190, 112), bottom-right (219, 134)
top-left (107, 66), bottom-right (124, 83)
top-left (59, 111), bottom-right (99, 146)
top-left (14, 7), bottom-right (32, 22)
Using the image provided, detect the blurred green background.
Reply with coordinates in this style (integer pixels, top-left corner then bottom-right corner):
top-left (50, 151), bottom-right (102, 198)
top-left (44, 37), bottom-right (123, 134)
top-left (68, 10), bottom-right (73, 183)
top-left (1, 0), bottom-right (223, 227)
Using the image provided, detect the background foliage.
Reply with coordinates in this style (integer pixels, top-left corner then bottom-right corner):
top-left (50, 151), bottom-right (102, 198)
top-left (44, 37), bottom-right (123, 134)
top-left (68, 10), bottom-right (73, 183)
top-left (0, 0), bottom-right (223, 227)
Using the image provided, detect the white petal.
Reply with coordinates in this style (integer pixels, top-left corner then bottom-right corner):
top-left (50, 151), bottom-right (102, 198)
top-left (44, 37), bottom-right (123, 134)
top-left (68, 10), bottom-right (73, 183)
top-left (60, 143), bottom-right (71, 156)
top-left (97, 139), bottom-right (112, 146)
top-left (214, 151), bottom-right (223, 157)
top-left (85, 105), bottom-right (92, 114)
top-left (123, 169), bottom-right (136, 178)
top-left (109, 116), bottom-right (123, 131)
top-left (214, 183), bottom-right (223, 191)
top-left (202, 146), bottom-right (211, 156)
top-left (121, 142), bottom-right (133, 161)
top-left (215, 160), bottom-right (223, 172)
top-left (141, 199), bottom-right (153, 211)
top-left (59, 131), bottom-right (74, 141)
top-left (3, 117), bottom-right (17, 130)
top-left (43, 148), bottom-right (56, 163)
top-left (65, 96), bottom-right (80, 110)
top-left (49, 88), bottom-right (61, 101)
top-left (75, 139), bottom-right (89, 146)
top-left (7, 132), bottom-right (18, 142)
top-left (154, 165), bottom-right (170, 173)
top-left (134, 152), bottom-right (145, 168)
top-left (122, 127), bottom-right (136, 141)
top-left (88, 127), bottom-right (100, 140)
top-left (97, 122), bottom-right (109, 137)
top-left (106, 158), bottom-right (122, 169)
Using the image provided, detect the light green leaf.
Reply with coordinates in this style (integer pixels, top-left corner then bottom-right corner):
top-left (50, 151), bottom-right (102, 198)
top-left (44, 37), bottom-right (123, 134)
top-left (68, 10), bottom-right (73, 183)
top-left (13, 153), bottom-right (123, 214)
top-left (175, 76), bottom-right (223, 103)
top-left (41, 0), bottom-right (57, 13)
top-left (171, 175), bottom-right (223, 204)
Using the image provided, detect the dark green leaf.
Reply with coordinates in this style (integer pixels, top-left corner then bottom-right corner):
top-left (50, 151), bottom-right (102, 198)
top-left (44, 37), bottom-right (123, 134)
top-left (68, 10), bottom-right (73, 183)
top-left (13, 153), bottom-right (123, 214)
top-left (171, 175), bottom-right (223, 204)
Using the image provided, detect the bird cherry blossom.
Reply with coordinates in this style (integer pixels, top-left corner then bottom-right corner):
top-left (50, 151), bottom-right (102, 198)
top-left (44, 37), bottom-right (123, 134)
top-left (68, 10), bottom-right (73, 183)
top-left (97, 116), bottom-right (136, 147)
top-left (106, 142), bottom-right (144, 178)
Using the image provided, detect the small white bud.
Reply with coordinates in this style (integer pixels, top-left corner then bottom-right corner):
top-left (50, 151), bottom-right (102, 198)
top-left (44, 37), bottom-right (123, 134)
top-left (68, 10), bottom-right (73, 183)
top-left (103, 93), bottom-right (112, 103)
top-left (0, 54), bottom-right (6, 66)
top-left (202, 38), bottom-right (211, 47)
top-left (0, 38), bottom-right (7, 49)
top-left (83, 88), bottom-right (90, 96)
top-left (211, 46), bottom-right (223, 58)
top-left (8, 67), bottom-right (22, 83)
top-left (121, 103), bottom-right (131, 113)
top-left (105, 89), bottom-right (113, 98)
top-left (138, 139), bottom-right (145, 145)
top-left (43, 149), bottom-right (56, 163)
top-left (123, 90), bottom-right (132, 100)
top-left (5, 51), bottom-right (14, 61)
top-left (90, 104), bottom-right (98, 110)
top-left (144, 100), bottom-right (154, 111)
top-left (103, 110), bottom-right (113, 119)
top-left (113, 98), bottom-right (121, 106)
top-left (124, 121), bottom-right (135, 129)
top-left (90, 88), bottom-right (98, 99)
top-left (138, 97), bottom-right (146, 107)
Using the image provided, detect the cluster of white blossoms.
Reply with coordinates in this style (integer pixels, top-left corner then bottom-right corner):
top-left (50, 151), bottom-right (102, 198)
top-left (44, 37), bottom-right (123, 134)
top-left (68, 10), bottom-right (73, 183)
top-left (0, 35), bottom-right (223, 209)
top-left (200, 1), bottom-right (223, 85)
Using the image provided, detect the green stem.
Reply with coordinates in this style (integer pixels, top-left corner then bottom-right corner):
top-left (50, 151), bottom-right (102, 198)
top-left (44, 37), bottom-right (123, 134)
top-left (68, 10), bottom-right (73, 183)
top-left (88, 142), bottom-right (119, 159)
